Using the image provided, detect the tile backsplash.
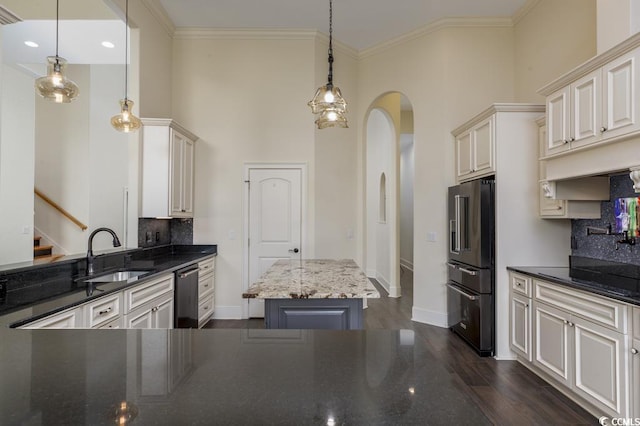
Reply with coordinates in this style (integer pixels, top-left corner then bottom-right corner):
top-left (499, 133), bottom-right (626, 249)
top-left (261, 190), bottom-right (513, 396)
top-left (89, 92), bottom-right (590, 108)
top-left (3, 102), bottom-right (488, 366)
top-left (572, 173), bottom-right (640, 265)
top-left (138, 218), bottom-right (193, 248)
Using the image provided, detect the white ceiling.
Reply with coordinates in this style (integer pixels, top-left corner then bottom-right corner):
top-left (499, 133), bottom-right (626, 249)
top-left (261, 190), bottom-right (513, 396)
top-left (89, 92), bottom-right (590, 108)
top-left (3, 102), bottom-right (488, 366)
top-left (158, 0), bottom-right (529, 51)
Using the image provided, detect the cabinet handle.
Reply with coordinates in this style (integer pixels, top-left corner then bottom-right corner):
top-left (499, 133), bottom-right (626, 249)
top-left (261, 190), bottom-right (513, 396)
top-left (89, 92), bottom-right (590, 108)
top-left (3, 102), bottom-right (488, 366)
top-left (600, 126), bottom-right (607, 133)
top-left (632, 348), bottom-right (638, 355)
top-left (98, 307), bottom-right (112, 315)
top-left (181, 209), bottom-right (186, 212)
top-left (204, 306), bottom-right (209, 310)
top-left (204, 284), bottom-right (209, 288)
top-left (459, 267), bottom-right (477, 276)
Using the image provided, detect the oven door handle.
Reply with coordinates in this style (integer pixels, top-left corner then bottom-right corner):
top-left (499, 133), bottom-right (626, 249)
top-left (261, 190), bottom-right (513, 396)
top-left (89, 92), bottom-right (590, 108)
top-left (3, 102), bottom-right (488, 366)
top-left (458, 267), bottom-right (477, 276)
top-left (447, 283), bottom-right (479, 301)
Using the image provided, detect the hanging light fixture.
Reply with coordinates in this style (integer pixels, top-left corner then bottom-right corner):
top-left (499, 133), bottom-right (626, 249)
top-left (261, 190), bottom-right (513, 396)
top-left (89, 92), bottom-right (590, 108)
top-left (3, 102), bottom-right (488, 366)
top-left (34, 0), bottom-right (80, 103)
top-left (111, 0), bottom-right (141, 133)
top-left (308, 0), bottom-right (348, 129)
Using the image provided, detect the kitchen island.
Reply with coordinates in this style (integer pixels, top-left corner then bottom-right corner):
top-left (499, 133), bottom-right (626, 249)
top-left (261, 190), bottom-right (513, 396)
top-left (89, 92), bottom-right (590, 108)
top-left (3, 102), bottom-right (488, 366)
top-left (243, 259), bottom-right (380, 330)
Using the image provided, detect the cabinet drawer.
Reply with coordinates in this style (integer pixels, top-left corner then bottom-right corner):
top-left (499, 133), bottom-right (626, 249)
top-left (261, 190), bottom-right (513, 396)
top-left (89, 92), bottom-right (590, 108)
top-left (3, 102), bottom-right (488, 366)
top-left (198, 258), bottom-right (215, 274)
top-left (99, 317), bottom-right (123, 329)
top-left (198, 294), bottom-right (214, 327)
top-left (84, 293), bottom-right (122, 328)
top-left (534, 280), bottom-right (628, 333)
top-left (511, 273), bottom-right (532, 297)
top-left (124, 274), bottom-right (174, 313)
top-left (198, 273), bottom-right (214, 299)
top-left (634, 307), bottom-right (640, 340)
top-left (21, 308), bottom-right (82, 329)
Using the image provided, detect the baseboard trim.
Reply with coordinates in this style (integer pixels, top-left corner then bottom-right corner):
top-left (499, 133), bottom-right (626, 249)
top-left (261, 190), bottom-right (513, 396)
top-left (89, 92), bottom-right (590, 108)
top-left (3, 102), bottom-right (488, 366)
top-left (375, 273), bottom-right (391, 294)
top-left (212, 306), bottom-right (243, 320)
top-left (411, 306), bottom-right (448, 328)
top-left (399, 258), bottom-right (413, 272)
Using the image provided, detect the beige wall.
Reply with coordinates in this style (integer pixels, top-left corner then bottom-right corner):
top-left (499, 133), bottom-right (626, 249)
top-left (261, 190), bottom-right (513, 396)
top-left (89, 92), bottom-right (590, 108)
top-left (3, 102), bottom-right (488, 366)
top-left (514, 0), bottom-right (597, 102)
top-left (358, 24), bottom-right (515, 325)
top-left (171, 33), bottom-right (359, 317)
top-left (597, 0), bottom-right (640, 53)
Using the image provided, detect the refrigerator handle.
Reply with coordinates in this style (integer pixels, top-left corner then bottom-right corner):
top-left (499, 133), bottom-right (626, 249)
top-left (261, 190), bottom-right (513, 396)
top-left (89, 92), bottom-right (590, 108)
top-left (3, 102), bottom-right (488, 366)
top-left (454, 195), bottom-right (461, 253)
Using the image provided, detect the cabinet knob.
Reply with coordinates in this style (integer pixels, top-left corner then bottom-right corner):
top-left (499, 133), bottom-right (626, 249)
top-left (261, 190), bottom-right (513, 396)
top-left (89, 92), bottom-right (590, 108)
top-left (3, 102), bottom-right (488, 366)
top-left (563, 139), bottom-right (570, 144)
top-left (632, 348), bottom-right (639, 355)
top-left (600, 127), bottom-right (607, 133)
top-left (151, 306), bottom-right (158, 312)
top-left (563, 320), bottom-right (568, 324)
top-left (524, 304), bottom-right (529, 308)
top-left (568, 321), bottom-right (574, 327)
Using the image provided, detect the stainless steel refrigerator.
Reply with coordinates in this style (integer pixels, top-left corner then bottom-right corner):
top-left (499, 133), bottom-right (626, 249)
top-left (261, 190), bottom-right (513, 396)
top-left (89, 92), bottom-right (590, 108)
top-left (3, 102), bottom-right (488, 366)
top-left (447, 177), bottom-right (495, 356)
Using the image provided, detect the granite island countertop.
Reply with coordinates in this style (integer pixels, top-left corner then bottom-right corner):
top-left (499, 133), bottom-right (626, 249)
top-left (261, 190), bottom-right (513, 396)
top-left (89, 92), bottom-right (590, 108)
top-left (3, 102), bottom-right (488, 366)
top-left (0, 328), bottom-right (491, 425)
top-left (243, 259), bottom-right (380, 299)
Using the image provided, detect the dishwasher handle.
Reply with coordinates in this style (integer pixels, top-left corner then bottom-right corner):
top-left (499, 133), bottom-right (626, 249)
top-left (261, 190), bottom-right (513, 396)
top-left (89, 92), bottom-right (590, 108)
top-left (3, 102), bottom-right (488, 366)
top-left (178, 267), bottom-right (199, 279)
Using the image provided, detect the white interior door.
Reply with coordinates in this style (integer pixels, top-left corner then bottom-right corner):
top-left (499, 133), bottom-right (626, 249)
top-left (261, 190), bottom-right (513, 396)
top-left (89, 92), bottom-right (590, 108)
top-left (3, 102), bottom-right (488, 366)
top-left (248, 168), bottom-right (302, 318)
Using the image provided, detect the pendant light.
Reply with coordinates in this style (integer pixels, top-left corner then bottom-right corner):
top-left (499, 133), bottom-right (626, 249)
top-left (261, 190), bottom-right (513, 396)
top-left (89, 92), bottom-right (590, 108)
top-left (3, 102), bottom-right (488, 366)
top-left (111, 0), bottom-right (141, 133)
top-left (34, 0), bottom-right (80, 103)
top-left (308, 0), bottom-right (348, 129)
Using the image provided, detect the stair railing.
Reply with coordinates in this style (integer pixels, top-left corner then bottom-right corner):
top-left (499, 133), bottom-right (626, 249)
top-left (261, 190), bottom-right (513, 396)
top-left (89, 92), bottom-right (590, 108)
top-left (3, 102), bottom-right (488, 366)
top-left (34, 188), bottom-right (88, 231)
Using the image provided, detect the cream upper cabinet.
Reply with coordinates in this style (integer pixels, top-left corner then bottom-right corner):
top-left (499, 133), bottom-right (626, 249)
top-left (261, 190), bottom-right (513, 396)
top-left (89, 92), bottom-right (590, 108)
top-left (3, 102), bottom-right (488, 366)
top-left (140, 118), bottom-right (198, 218)
top-left (537, 118), bottom-right (603, 219)
top-left (540, 36), bottom-right (640, 160)
top-left (454, 116), bottom-right (494, 182)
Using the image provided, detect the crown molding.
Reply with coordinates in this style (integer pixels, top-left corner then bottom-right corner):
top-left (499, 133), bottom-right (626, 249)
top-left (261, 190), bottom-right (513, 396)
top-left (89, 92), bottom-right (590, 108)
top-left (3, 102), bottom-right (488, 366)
top-left (174, 27), bottom-right (318, 41)
top-left (512, 0), bottom-right (542, 26)
top-left (451, 103), bottom-right (544, 136)
top-left (359, 17), bottom-right (513, 59)
top-left (0, 5), bottom-right (21, 25)
top-left (314, 32), bottom-right (359, 60)
top-left (140, 0), bottom-right (175, 37)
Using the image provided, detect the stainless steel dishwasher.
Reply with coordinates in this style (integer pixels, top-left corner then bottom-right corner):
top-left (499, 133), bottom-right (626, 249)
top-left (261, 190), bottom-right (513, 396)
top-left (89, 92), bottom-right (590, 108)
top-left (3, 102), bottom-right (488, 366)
top-left (174, 265), bottom-right (199, 328)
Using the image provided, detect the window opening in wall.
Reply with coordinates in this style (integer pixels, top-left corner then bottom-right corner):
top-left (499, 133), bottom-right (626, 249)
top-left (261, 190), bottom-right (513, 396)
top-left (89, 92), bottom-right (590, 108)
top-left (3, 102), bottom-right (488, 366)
top-left (379, 172), bottom-right (387, 223)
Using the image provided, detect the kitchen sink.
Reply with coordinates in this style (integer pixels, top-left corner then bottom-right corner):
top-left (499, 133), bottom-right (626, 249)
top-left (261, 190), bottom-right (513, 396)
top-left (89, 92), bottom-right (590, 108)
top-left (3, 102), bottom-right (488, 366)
top-left (83, 270), bottom-right (150, 283)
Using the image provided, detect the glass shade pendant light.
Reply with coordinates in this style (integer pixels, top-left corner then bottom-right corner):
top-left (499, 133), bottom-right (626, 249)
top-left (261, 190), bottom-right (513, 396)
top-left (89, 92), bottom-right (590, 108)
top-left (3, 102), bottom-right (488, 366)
top-left (111, 0), bottom-right (141, 133)
top-left (34, 0), bottom-right (79, 103)
top-left (308, 0), bottom-right (348, 129)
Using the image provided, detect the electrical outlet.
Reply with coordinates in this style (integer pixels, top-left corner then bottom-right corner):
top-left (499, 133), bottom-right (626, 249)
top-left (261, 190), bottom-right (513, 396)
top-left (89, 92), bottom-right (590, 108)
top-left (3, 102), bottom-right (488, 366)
top-left (146, 231), bottom-right (152, 243)
top-left (427, 232), bottom-right (437, 242)
top-left (156, 232), bottom-right (160, 242)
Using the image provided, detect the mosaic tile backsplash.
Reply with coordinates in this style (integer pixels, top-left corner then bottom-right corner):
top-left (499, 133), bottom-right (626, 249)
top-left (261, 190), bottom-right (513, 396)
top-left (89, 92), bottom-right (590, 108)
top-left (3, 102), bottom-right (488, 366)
top-left (572, 174), bottom-right (640, 265)
top-left (138, 218), bottom-right (193, 248)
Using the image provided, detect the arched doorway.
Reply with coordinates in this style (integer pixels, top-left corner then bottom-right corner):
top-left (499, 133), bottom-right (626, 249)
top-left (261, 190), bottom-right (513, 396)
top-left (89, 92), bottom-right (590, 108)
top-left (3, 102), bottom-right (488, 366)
top-left (365, 93), bottom-right (414, 300)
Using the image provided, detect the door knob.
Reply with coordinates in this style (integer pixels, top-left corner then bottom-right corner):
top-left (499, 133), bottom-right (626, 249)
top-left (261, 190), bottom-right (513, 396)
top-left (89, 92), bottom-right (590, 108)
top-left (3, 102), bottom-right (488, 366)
top-left (288, 248), bottom-right (299, 253)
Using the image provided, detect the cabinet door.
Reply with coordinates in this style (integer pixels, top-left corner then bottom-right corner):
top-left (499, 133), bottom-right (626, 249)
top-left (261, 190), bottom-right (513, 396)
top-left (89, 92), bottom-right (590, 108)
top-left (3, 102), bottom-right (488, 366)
top-left (632, 338), bottom-right (640, 418)
top-left (573, 316), bottom-right (628, 416)
top-left (602, 48), bottom-right (640, 139)
top-left (534, 301), bottom-right (572, 387)
top-left (571, 70), bottom-right (601, 148)
top-left (126, 308), bottom-right (154, 329)
top-left (181, 138), bottom-right (194, 215)
top-left (510, 293), bottom-right (532, 361)
top-left (546, 87), bottom-right (571, 156)
top-left (153, 294), bottom-right (175, 329)
top-left (472, 116), bottom-right (494, 175)
top-left (170, 131), bottom-right (185, 216)
top-left (456, 131), bottom-right (473, 178)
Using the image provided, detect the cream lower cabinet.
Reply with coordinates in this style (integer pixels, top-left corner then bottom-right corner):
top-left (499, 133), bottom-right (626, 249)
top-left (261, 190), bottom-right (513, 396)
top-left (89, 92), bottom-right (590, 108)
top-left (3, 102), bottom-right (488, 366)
top-left (197, 257), bottom-right (215, 328)
top-left (20, 306), bottom-right (83, 329)
top-left (20, 272), bottom-right (174, 329)
top-left (633, 307), bottom-right (640, 416)
top-left (510, 273), bottom-right (532, 361)
top-left (123, 274), bottom-right (174, 329)
top-left (509, 272), bottom-right (632, 418)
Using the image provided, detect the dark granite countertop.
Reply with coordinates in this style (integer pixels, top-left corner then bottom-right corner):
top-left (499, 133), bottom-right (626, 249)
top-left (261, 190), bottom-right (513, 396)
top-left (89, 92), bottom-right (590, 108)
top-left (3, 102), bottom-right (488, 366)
top-left (508, 257), bottom-right (640, 306)
top-left (0, 328), bottom-right (491, 425)
top-left (0, 245), bottom-right (217, 328)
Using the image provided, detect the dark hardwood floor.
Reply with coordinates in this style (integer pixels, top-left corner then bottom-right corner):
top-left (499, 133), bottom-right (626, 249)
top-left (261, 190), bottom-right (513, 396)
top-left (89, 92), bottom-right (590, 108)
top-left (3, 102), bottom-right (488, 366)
top-left (205, 267), bottom-right (597, 425)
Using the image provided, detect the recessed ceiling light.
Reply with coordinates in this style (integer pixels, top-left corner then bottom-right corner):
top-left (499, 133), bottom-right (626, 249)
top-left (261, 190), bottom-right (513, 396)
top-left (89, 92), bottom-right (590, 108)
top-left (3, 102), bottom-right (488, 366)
top-left (102, 41), bottom-right (115, 48)
top-left (24, 41), bottom-right (38, 48)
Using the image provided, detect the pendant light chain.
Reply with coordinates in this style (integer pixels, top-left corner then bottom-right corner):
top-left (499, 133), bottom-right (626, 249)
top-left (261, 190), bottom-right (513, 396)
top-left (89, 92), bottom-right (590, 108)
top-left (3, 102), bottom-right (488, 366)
top-left (327, 0), bottom-right (333, 88)
top-left (55, 0), bottom-right (59, 59)
top-left (124, 0), bottom-right (129, 101)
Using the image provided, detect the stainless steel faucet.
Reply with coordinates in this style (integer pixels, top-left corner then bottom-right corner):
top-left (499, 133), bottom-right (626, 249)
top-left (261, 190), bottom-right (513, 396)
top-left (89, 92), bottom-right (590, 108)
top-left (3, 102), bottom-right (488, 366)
top-left (86, 227), bottom-right (121, 275)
